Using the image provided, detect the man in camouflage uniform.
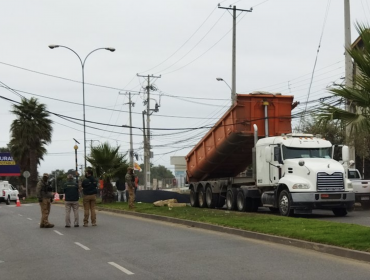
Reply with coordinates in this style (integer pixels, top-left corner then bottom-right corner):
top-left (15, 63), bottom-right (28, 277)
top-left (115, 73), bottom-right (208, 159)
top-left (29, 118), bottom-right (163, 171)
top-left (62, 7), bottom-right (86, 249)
top-left (125, 167), bottom-right (135, 209)
top-left (36, 173), bottom-right (54, 228)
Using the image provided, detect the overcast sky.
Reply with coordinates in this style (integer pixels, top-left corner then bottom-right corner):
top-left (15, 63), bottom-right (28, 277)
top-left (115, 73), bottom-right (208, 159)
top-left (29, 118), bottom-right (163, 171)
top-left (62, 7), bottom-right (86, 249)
top-left (0, 0), bottom-right (369, 175)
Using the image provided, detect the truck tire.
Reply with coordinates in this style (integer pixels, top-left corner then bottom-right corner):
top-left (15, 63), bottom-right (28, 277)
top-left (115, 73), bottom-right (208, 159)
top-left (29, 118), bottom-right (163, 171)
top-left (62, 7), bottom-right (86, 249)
top-left (6, 196), bottom-right (10, 205)
top-left (198, 188), bottom-right (206, 208)
top-left (332, 208), bottom-right (348, 217)
top-left (278, 190), bottom-right (294, 216)
top-left (236, 190), bottom-right (246, 211)
top-left (205, 186), bottom-right (216, 208)
top-left (189, 188), bottom-right (199, 207)
top-left (226, 189), bottom-right (237, 210)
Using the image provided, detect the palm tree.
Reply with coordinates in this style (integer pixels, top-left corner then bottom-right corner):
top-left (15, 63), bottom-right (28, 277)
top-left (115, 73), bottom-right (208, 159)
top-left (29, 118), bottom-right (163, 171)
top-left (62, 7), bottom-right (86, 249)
top-left (86, 142), bottom-right (128, 203)
top-left (9, 98), bottom-right (53, 195)
top-left (318, 23), bottom-right (370, 133)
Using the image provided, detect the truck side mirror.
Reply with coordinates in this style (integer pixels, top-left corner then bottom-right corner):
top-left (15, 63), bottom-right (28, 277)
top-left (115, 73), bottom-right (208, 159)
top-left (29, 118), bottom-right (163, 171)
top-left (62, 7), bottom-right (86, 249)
top-left (342, 146), bottom-right (349, 162)
top-left (265, 146), bottom-right (272, 162)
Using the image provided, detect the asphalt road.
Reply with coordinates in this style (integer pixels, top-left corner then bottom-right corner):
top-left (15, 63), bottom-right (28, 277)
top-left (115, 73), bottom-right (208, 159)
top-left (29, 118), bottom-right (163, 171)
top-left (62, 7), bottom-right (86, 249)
top-left (1, 203), bottom-right (370, 280)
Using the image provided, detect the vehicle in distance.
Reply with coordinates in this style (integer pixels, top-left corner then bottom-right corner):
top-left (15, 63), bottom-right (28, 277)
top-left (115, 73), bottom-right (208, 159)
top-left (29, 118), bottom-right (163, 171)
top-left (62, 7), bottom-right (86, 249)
top-left (348, 168), bottom-right (370, 209)
top-left (0, 181), bottom-right (19, 205)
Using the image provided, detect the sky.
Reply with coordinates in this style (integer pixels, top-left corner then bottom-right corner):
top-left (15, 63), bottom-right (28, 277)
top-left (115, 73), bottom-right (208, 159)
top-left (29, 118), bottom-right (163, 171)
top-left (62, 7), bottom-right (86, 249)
top-left (0, 0), bottom-right (369, 176)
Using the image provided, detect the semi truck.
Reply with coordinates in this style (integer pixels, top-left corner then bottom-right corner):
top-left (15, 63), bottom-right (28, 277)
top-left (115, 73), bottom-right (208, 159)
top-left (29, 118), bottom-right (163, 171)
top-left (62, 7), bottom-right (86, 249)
top-left (186, 93), bottom-right (355, 216)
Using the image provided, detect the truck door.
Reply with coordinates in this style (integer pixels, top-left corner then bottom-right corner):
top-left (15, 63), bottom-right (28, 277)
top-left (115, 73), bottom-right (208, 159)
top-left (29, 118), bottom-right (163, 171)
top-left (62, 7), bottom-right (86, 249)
top-left (269, 145), bottom-right (282, 184)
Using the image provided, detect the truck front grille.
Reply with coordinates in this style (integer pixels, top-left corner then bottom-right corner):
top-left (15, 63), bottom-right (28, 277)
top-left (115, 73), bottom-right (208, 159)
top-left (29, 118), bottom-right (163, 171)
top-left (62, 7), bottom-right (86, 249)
top-left (317, 172), bottom-right (344, 192)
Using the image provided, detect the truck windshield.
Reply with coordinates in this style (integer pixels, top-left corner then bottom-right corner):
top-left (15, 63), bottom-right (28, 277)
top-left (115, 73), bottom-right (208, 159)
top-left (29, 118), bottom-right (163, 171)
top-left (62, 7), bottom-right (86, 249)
top-left (282, 146), bottom-right (332, 159)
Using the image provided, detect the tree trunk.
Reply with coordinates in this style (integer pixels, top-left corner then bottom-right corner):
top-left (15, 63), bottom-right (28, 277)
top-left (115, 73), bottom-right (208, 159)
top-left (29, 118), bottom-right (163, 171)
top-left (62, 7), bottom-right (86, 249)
top-left (102, 180), bottom-right (115, 203)
top-left (29, 149), bottom-right (38, 196)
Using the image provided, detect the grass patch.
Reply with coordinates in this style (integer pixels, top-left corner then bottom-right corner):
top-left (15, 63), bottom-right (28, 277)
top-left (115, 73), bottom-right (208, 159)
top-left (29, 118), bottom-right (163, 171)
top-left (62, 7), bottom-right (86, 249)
top-left (97, 202), bottom-right (370, 252)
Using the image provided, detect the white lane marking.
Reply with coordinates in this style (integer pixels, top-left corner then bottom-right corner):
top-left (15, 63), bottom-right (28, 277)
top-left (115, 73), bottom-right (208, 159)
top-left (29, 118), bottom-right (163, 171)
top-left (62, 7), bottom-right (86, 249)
top-left (108, 262), bottom-right (134, 275)
top-left (27, 218), bottom-right (32, 221)
top-left (18, 214), bottom-right (23, 216)
top-left (54, 230), bottom-right (63, 236)
top-left (75, 242), bottom-right (90, 250)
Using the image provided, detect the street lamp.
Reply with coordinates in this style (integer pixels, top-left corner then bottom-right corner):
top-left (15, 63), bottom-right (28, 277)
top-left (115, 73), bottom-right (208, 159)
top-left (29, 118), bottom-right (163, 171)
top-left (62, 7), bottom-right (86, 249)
top-left (216, 77), bottom-right (234, 103)
top-left (73, 138), bottom-right (80, 183)
top-left (49, 45), bottom-right (115, 170)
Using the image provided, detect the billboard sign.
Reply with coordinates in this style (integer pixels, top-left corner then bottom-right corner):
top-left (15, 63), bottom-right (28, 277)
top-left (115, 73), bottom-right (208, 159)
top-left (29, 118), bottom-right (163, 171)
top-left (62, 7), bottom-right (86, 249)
top-left (0, 152), bottom-right (21, 176)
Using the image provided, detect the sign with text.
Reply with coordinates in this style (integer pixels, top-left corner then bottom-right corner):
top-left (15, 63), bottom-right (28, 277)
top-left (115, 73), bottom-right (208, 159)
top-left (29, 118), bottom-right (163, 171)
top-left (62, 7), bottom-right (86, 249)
top-left (0, 152), bottom-right (21, 176)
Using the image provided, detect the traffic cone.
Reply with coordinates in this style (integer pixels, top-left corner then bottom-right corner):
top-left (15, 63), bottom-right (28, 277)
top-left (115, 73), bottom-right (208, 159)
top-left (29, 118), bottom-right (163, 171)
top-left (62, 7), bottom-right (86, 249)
top-left (16, 195), bottom-right (21, 207)
top-left (54, 193), bottom-right (60, 201)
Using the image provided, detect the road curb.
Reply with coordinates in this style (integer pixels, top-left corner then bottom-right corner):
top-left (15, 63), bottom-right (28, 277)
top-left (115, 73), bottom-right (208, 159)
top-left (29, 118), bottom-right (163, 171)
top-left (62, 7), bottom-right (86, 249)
top-left (96, 206), bottom-right (370, 264)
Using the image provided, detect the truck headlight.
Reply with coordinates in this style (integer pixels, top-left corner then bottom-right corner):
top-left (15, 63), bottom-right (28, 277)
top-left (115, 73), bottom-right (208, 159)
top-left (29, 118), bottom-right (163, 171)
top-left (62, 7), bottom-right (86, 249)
top-left (347, 182), bottom-right (353, 189)
top-left (292, 183), bottom-right (309, 189)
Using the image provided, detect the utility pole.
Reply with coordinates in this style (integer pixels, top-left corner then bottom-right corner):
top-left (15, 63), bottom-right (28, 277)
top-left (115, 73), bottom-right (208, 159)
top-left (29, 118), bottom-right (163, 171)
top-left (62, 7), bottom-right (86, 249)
top-left (119, 92), bottom-right (135, 167)
top-left (142, 110), bottom-right (147, 189)
top-left (218, 5), bottom-right (252, 104)
top-left (344, 0), bottom-right (355, 166)
top-left (55, 171), bottom-right (58, 193)
top-left (137, 74), bottom-right (161, 190)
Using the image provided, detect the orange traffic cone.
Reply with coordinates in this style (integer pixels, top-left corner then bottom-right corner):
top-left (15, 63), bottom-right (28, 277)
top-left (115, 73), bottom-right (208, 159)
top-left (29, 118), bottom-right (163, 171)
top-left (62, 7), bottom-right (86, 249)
top-left (16, 195), bottom-right (21, 207)
top-left (54, 193), bottom-right (60, 201)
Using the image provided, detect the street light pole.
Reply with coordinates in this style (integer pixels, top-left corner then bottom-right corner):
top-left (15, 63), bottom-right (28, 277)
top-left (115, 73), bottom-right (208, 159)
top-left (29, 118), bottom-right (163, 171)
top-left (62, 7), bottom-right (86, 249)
top-left (216, 77), bottom-right (233, 104)
top-left (49, 45), bottom-right (115, 170)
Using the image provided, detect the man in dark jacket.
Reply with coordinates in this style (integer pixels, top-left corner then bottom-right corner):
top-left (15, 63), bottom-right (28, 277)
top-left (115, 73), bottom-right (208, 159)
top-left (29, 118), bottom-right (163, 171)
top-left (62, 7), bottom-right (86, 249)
top-left (115, 178), bottom-right (126, 202)
top-left (81, 169), bottom-right (98, 227)
top-left (61, 171), bottom-right (80, 228)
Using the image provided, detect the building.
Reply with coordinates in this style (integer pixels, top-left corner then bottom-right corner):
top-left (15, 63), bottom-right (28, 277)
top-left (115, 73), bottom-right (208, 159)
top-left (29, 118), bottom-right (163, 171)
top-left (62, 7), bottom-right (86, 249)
top-left (170, 156), bottom-right (186, 187)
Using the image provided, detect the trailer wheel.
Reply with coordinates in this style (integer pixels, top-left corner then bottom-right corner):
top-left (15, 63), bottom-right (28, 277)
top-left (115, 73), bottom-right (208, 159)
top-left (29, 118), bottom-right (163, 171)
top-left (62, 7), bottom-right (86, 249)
top-left (278, 190), bottom-right (294, 216)
top-left (198, 188), bottom-right (206, 208)
top-left (236, 190), bottom-right (246, 211)
top-left (226, 189), bottom-right (237, 210)
top-left (205, 186), bottom-right (216, 208)
top-left (189, 188), bottom-right (199, 207)
top-left (332, 208), bottom-right (348, 217)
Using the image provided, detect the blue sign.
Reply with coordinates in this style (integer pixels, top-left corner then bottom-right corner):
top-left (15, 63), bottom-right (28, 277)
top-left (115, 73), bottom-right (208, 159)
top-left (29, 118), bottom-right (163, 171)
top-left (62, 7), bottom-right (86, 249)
top-left (0, 152), bottom-right (21, 176)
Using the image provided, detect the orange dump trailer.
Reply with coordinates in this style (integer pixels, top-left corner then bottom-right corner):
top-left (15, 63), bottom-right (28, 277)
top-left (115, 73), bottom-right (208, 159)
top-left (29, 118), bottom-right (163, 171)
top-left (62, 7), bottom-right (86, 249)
top-left (185, 93), bottom-right (294, 182)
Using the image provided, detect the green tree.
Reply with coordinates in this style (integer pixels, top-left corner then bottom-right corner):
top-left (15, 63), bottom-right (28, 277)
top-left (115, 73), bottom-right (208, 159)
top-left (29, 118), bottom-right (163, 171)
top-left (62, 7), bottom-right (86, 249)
top-left (86, 142), bottom-right (128, 203)
top-left (9, 98), bottom-right (53, 195)
top-left (135, 163), bottom-right (174, 186)
top-left (49, 169), bottom-right (67, 193)
top-left (318, 23), bottom-right (370, 133)
top-left (298, 117), bottom-right (345, 144)
top-left (0, 146), bottom-right (9, 152)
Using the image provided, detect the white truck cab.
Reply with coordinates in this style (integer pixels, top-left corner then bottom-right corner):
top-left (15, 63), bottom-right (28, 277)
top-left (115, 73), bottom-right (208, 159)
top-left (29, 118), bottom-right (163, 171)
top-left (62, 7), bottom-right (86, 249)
top-left (256, 133), bottom-right (354, 216)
